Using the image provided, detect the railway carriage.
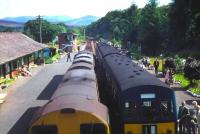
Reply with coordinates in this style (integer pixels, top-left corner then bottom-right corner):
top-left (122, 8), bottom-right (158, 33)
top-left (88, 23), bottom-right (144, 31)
top-left (29, 51), bottom-right (110, 134)
top-left (96, 43), bottom-right (177, 134)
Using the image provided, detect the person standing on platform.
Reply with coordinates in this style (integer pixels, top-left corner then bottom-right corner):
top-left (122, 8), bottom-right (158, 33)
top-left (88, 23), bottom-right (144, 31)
top-left (192, 101), bottom-right (200, 134)
top-left (67, 52), bottom-right (71, 62)
top-left (178, 101), bottom-right (189, 133)
top-left (153, 58), bottom-right (159, 76)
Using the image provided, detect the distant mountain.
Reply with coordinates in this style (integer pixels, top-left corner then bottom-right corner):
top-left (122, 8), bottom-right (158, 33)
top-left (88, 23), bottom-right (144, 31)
top-left (66, 15), bottom-right (100, 26)
top-left (0, 15), bottom-right (100, 27)
top-left (0, 20), bottom-right (24, 27)
top-left (2, 16), bottom-right (74, 23)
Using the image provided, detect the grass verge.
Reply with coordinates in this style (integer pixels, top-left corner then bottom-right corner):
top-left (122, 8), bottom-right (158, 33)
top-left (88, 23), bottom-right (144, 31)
top-left (45, 53), bottom-right (61, 64)
top-left (174, 73), bottom-right (200, 94)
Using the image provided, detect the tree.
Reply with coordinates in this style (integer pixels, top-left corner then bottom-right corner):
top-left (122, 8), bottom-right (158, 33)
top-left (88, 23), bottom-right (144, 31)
top-left (184, 57), bottom-right (200, 84)
top-left (137, 0), bottom-right (163, 56)
top-left (169, 0), bottom-right (200, 57)
top-left (24, 19), bottom-right (67, 43)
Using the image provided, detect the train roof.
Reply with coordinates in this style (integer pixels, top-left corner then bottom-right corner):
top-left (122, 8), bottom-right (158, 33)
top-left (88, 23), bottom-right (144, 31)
top-left (74, 55), bottom-right (93, 60)
top-left (104, 54), bottom-right (170, 91)
top-left (69, 62), bottom-right (93, 70)
top-left (97, 44), bottom-right (120, 58)
top-left (52, 69), bottom-right (97, 99)
top-left (74, 50), bottom-right (93, 57)
top-left (52, 82), bottom-right (98, 100)
top-left (63, 69), bottom-right (96, 81)
top-left (73, 57), bottom-right (94, 65)
top-left (75, 53), bottom-right (93, 57)
top-left (31, 96), bottom-right (108, 125)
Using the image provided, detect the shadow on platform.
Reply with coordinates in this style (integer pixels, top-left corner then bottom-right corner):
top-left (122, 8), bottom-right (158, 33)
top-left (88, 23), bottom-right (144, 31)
top-left (172, 87), bottom-right (186, 91)
top-left (37, 75), bottom-right (64, 100)
top-left (7, 107), bottom-right (40, 134)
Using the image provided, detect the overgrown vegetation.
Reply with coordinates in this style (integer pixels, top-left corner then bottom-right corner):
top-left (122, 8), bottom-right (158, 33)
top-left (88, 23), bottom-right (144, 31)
top-left (86, 0), bottom-right (200, 58)
top-left (174, 73), bottom-right (200, 94)
top-left (86, 0), bottom-right (200, 94)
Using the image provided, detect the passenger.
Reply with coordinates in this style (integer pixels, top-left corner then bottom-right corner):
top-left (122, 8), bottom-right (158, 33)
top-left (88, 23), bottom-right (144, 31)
top-left (21, 65), bottom-right (32, 77)
top-left (190, 110), bottom-right (198, 134)
top-left (178, 101), bottom-right (189, 133)
top-left (146, 57), bottom-right (150, 69)
top-left (169, 68), bottom-right (174, 84)
top-left (165, 69), bottom-right (170, 84)
top-left (181, 110), bottom-right (197, 134)
top-left (67, 52), bottom-right (72, 62)
top-left (192, 101), bottom-right (200, 134)
top-left (153, 58), bottom-right (159, 76)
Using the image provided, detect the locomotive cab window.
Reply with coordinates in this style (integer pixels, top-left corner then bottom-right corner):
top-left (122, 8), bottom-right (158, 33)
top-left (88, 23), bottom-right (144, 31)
top-left (80, 123), bottom-right (107, 134)
top-left (159, 100), bottom-right (174, 119)
top-left (125, 102), bottom-right (130, 108)
top-left (31, 125), bottom-right (58, 134)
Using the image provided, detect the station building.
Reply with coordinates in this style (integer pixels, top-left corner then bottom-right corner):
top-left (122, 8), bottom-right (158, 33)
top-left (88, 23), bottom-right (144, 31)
top-left (0, 32), bottom-right (46, 80)
top-left (58, 32), bottom-right (78, 52)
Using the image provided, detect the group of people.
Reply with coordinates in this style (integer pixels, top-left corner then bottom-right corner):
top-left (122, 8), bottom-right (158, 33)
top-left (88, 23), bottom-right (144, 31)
top-left (141, 57), bottom-right (151, 69)
top-left (20, 65), bottom-right (32, 77)
top-left (153, 58), bottom-right (174, 85)
top-left (178, 101), bottom-right (200, 134)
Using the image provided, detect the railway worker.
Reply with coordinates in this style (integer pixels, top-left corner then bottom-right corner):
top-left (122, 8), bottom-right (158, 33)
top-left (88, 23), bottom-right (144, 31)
top-left (178, 101), bottom-right (189, 133)
top-left (67, 52), bottom-right (72, 62)
top-left (192, 101), bottom-right (200, 134)
top-left (153, 58), bottom-right (159, 76)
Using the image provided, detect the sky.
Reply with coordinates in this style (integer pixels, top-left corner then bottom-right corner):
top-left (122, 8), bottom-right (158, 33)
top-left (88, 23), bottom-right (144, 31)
top-left (0, 0), bottom-right (172, 19)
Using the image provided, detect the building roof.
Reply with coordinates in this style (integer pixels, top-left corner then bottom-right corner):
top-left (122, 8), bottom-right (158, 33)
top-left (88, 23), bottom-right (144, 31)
top-left (0, 32), bottom-right (46, 65)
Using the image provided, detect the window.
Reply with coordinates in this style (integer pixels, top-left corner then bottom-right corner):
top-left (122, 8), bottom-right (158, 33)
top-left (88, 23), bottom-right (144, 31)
top-left (143, 101), bottom-right (151, 107)
top-left (140, 93), bottom-right (155, 99)
top-left (12, 60), bottom-right (18, 70)
top-left (29, 54), bottom-right (34, 62)
top-left (31, 125), bottom-right (58, 134)
top-left (159, 100), bottom-right (174, 119)
top-left (5, 63), bottom-right (10, 74)
top-left (80, 123), bottom-right (107, 134)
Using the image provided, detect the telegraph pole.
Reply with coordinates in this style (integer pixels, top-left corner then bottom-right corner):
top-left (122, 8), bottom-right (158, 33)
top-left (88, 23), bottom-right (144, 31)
top-left (83, 28), bottom-right (85, 41)
top-left (38, 15), bottom-right (42, 43)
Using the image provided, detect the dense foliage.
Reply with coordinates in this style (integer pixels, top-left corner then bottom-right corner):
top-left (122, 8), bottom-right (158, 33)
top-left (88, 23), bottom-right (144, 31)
top-left (184, 57), bottom-right (200, 83)
top-left (86, 0), bottom-right (200, 58)
top-left (169, 0), bottom-right (200, 57)
top-left (0, 26), bottom-right (23, 32)
top-left (24, 19), bottom-right (68, 43)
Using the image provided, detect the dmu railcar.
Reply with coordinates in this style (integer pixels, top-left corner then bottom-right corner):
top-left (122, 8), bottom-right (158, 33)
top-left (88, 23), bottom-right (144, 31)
top-left (96, 43), bottom-right (177, 134)
top-left (29, 51), bottom-right (110, 134)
